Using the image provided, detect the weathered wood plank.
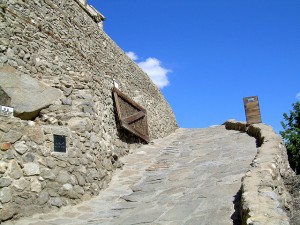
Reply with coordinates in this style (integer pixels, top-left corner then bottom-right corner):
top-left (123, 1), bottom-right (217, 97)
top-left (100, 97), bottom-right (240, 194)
top-left (243, 96), bottom-right (262, 125)
top-left (244, 101), bottom-right (259, 109)
top-left (123, 111), bottom-right (145, 124)
top-left (122, 121), bottom-right (150, 143)
top-left (112, 87), bottom-right (146, 113)
top-left (245, 106), bottom-right (260, 113)
top-left (246, 110), bottom-right (261, 117)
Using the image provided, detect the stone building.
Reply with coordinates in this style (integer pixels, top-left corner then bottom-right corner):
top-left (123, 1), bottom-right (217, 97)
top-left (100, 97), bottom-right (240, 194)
top-left (0, 0), bottom-right (177, 221)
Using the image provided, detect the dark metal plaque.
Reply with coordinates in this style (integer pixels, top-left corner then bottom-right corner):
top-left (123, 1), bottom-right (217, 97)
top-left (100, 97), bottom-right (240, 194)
top-left (112, 87), bottom-right (150, 143)
top-left (53, 135), bottom-right (66, 153)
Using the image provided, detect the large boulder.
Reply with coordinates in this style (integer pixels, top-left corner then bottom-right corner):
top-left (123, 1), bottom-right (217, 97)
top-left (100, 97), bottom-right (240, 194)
top-left (0, 65), bottom-right (62, 120)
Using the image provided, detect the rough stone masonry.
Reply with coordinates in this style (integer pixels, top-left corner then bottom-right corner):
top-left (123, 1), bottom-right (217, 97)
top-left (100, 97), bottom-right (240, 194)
top-left (0, 0), bottom-right (177, 221)
top-left (0, 126), bottom-right (259, 225)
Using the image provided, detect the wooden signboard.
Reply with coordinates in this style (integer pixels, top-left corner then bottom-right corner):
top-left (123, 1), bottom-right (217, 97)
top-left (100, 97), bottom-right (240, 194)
top-left (112, 87), bottom-right (150, 143)
top-left (243, 96), bottom-right (262, 125)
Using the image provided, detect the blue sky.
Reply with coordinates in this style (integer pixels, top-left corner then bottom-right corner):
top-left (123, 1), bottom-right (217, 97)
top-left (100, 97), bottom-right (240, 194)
top-left (88, 0), bottom-right (300, 133)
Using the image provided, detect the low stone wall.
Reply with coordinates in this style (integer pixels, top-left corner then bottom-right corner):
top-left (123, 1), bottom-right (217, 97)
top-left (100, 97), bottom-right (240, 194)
top-left (225, 120), bottom-right (294, 225)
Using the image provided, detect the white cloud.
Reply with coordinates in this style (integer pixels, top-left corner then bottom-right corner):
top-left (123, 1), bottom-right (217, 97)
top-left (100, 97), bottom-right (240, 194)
top-left (138, 58), bottom-right (171, 88)
top-left (296, 92), bottom-right (300, 100)
top-left (126, 51), bottom-right (171, 89)
top-left (126, 51), bottom-right (138, 61)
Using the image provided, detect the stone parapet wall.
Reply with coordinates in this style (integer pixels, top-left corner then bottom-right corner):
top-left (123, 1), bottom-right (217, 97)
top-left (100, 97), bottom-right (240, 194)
top-left (0, 0), bottom-right (177, 222)
top-left (225, 120), bottom-right (294, 225)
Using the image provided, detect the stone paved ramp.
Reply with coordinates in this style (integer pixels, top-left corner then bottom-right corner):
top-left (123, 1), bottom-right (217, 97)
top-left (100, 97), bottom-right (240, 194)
top-left (4, 126), bottom-right (257, 225)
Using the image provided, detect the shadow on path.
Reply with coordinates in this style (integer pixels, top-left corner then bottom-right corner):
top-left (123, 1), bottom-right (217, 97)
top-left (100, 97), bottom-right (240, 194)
top-left (231, 187), bottom-right (242, 225)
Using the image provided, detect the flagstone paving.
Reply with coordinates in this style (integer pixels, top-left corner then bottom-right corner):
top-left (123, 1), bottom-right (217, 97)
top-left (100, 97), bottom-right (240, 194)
top-left (3, 126), bottom-right (257, 225)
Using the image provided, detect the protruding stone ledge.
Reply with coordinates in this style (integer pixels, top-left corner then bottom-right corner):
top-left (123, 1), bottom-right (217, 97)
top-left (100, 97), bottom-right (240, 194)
top-left (74, 0), bottom-right (105, 29)
top-left (225, 119), bottom-right (294, 225)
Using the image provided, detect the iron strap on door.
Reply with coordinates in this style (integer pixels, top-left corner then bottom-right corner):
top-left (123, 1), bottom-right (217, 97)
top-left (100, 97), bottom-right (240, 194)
top-left (112, 87), bottom-right (150, 143)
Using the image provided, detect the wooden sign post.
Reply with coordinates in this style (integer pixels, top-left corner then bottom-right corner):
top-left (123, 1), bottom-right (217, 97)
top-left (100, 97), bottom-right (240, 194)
top-left (243, 96), bottom-right (262, 125)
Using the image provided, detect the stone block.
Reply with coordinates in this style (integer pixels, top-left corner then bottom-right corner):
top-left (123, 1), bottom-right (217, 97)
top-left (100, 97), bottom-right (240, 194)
top-left (12, 177), bottom-right (30, 191)
top-left (74, 185), bottom-right (84, 195)
top-left (22, 152), bottom-right (35, 162)
top-left (47, 184), bottom-right (60, 197)
top-left (0, 177), bottom-right (12, 187)
top-left (8, 160), bottom-right (23, 179)
top-left (62, 183), bottom-right (73, 191)
top-left (37, 191), bottom-right (49, 205)
top-left (23, 162), bottom-right (40, 176)
top-left (0, 161), bottom-right (8, 174)
top-left (56, 170), bottom-right (71, 184)
top-left (27, 126), bottom-right (44, 145)
top-left (0, 203), bottom-right (17, 221)
top-left (74, 172), bottom-right (85, 186)
top-left (102, 158), bottom-right (113, 171)
top-left (40, 168), bottom-right (56, 180)
top-left (0, 120), bottom-right (11, 133)
top-left (31, 177), bottom-right (42, 193)
top-left (49, 197), bottom-right (63, 207)
top-left (46, 158), bottom-right (56, 169)
top-left (77, 165), bottom-right (87, 174)
top-left (0, 187), bottom-right (12, 203)
top-left (68, 117), bottom-right (91, 133)
top-left (2, 130), bottom-right (22, 143)
top-left (14, 141), bottom-right (28, 155)
top-left (4, 149), bottom-right (14, 159)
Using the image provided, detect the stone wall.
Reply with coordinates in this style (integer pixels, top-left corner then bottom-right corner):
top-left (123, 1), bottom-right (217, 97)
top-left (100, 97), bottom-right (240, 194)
top-left (0, 0), bottom-right (178, 221)
top-left (225, 120), bottom-right (294, 225)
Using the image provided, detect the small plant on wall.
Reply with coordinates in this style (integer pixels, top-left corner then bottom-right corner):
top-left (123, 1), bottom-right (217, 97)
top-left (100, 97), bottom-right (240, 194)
top-left (280, 101), bottom-right (300, 174)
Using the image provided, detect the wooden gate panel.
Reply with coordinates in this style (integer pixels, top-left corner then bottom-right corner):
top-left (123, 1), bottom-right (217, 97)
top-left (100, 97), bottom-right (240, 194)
top-left (243, 96), bottom-right (262, 125)
top-left (113, 87), bottom-right (150, 143)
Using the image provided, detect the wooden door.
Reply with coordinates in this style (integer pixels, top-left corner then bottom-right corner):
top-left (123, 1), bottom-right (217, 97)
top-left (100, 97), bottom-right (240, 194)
top-left (112, 87), bottom-right (150, 143)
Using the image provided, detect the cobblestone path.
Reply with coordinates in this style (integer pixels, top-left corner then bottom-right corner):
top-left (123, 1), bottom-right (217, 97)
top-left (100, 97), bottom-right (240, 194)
top-left (4, 126), bottom-right (257, 225)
